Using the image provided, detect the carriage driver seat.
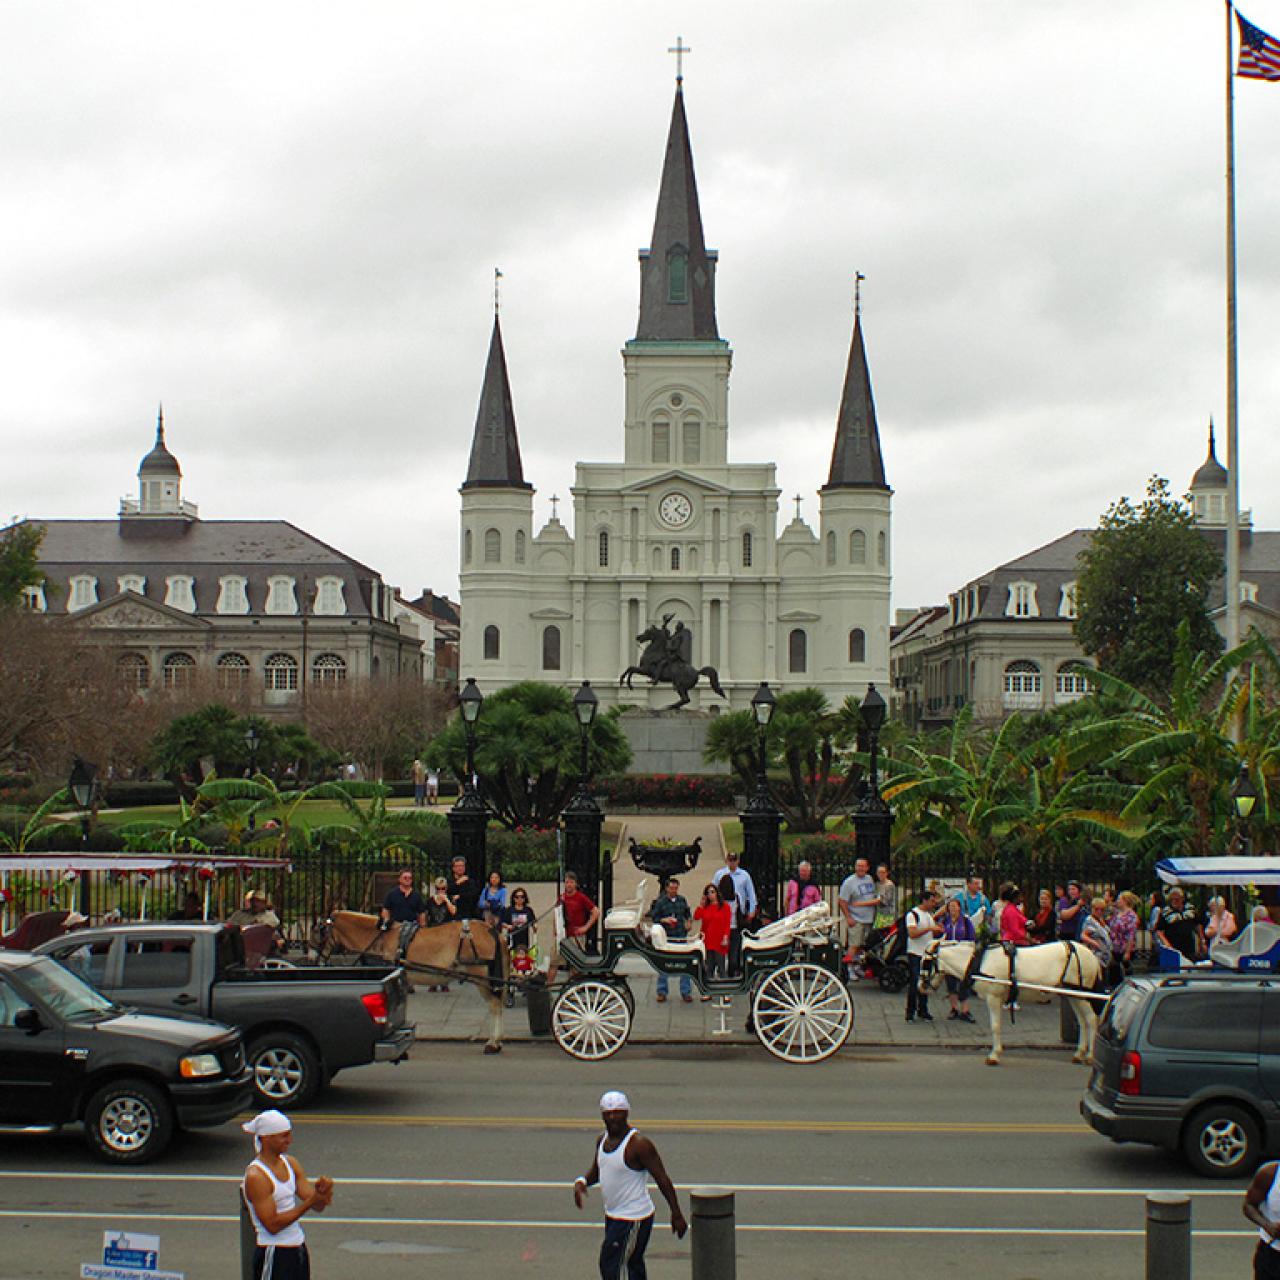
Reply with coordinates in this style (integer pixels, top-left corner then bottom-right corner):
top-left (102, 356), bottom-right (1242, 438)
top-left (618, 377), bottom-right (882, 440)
top-left (646, 922), bottom-right (706, 959)
top-left (603, 879), bottom-right (648, 932)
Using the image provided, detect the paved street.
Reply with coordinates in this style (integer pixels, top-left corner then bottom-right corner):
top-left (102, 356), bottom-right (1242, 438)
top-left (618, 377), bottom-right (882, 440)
top-left (0, 1044), bottom-right (1257, 1279)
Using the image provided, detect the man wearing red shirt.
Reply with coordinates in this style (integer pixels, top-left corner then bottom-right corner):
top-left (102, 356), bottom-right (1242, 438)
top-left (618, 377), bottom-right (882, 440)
top-left (559, 872), bottom-right (600, 941)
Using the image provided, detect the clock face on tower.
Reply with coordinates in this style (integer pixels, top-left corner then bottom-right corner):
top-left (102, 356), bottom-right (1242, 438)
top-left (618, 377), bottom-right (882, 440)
top-left (658, 491), bottom-right (693, 528)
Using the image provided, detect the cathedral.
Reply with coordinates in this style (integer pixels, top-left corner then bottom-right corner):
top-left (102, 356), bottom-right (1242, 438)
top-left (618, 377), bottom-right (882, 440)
top-left (458, 79), bottom-right (892, 710)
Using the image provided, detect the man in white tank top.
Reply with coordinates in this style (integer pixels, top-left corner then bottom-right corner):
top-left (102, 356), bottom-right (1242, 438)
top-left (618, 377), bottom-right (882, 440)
top-left (242, 1110), bottom-right (334, 1280)
top-left (574, 1091), bottom-right (687, 1280)
top-left (1245, 1161), bottom-right (1280, 1278)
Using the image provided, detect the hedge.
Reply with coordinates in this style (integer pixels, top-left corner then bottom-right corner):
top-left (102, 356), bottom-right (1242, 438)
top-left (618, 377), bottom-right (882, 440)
top-left (597, 773), bottom-right (740, 810)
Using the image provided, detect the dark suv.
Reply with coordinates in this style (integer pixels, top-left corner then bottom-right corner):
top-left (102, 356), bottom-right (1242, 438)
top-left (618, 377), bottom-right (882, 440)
top-left (1082, 972), bottom-right (1280, 1177)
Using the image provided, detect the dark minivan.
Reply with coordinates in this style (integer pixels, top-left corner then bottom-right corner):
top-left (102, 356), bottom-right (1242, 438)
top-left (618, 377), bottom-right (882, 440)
top-left (1082, 972), bottom-right (1280, 1177)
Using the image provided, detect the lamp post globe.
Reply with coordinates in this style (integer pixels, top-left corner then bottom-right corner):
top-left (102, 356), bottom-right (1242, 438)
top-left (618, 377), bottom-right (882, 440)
top-left (1232, 762), bottom-right (1258, 855)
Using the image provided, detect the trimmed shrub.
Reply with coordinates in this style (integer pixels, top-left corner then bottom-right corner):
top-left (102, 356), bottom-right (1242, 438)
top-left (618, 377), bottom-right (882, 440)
top-left (598, 773), bottom-right (739, 810)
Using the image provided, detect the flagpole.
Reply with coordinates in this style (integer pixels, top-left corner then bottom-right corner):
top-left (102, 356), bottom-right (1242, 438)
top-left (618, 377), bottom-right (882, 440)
top-left (1225, 0), bottom-right (1242, 652)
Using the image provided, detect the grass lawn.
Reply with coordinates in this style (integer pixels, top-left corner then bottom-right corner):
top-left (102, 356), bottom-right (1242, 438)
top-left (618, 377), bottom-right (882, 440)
top-left (720, 814), bottom-right (852, 854)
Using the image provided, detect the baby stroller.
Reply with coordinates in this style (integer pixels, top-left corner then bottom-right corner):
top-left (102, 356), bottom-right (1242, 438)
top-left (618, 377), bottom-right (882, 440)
top-left (856, 920), bottom-right (911, 992)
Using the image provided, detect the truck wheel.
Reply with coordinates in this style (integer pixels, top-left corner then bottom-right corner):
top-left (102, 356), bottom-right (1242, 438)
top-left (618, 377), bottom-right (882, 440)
top-left (84, 1079), bottom-right (174, 1164)
top-left (1182, 1102), bottom-right (1260, 1178)
top-left (248, 1032), bottom-right (323, 1109)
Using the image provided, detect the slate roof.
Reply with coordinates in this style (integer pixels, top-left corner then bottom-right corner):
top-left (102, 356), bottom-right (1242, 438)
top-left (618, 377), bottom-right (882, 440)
top-left (823, 314), bottom-right (889, 491)
top-left (27, 517), bottom-right (385, 618)
top-left (462, 315), bottom-right (531, 490)
top-left (635, 86), bottom-right (720, 342)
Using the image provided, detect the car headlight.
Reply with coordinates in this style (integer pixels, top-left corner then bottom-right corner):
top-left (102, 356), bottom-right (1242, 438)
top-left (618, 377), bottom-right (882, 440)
top-left (179, 1053), bottom-right (223, 1079)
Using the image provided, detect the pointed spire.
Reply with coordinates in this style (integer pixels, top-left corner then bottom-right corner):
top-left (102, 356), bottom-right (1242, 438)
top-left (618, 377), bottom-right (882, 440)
top-left (635, 86), bottom-right (719, 342)
top-left (1191, 416), bottom-right (1228, 489)
top-left (462, 315), bottom-right (532, 490)
top-left (139, 402), bottom-right (181, 476)
top-left (823, 310), bottom-right (888, 491)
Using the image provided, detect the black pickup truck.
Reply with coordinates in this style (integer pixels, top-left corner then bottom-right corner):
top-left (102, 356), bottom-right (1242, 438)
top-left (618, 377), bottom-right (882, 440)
top-left (38, 922), bottom-right (413, 1108)
top-left (0, 950), bottom-right (252, 1163)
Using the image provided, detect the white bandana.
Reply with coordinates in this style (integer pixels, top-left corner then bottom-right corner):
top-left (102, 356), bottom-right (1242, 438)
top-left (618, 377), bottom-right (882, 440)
top-left (242, 1109), bottom-right (292, 1150)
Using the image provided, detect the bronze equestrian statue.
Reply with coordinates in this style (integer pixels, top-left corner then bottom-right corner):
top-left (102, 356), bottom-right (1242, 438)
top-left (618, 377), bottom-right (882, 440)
top-left (619, 614), bottom-right (727, 709)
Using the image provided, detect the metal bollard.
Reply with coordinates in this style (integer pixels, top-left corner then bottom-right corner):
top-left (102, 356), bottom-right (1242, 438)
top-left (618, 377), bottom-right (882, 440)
top-left (690, 1187), bottom-right (735, 1280)
top-left (1059, 995), bottom-right (1076, 1044)
top-left (1145, 1192), bottom-right (1191, 1280)
top-left (239, 1189), bottom-right (255, 1280)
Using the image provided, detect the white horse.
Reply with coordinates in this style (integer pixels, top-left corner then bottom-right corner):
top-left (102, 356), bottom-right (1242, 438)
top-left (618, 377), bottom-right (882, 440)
top-left (920, 939), bottom-right (1102, 1066)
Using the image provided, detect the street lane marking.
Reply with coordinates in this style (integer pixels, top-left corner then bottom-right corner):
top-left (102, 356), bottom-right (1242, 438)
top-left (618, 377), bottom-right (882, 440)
top-left (0, 1171), bottom-right (1245, 1197)
top-left (284, 1113), bottom-right (1085, 1134)
top-left (0, 1210), bottom-right (1255, 1238)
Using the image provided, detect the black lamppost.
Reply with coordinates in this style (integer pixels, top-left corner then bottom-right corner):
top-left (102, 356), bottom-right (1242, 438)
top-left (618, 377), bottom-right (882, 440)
top-left (1231, 762), bottom-right (1258, 856)
top-left (68, 757), bottom-right (97, 916)
top-left (244, 724), bottom-right (261, 831)
top-left (448, 678), bottom-right (488, 883)
top-left (739, 682), bottom-right (782, 919)
top-left (562, 680), bottom-right (605, 953)
top-left (851, 682), bottom-right (891, 869)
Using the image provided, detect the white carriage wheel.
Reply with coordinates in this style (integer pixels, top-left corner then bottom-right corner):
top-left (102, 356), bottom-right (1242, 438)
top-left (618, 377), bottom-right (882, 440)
top-left (751, 963), bottom-right (852, 1064)
top-left (553, 980), bottom-right (633, 1061)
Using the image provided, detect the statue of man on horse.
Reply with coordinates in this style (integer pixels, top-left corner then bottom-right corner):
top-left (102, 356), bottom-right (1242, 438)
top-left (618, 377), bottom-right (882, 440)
top-left (619, 614), bottom-right (727, 709)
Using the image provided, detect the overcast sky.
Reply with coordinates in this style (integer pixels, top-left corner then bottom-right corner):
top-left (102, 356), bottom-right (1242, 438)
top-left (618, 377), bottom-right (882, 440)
top-left (4, 1), bottom-right (1279, 614)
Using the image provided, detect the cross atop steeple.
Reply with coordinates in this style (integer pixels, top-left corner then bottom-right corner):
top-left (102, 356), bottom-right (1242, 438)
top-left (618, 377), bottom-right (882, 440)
top-left (667, 36), bottom-right (691, 83)
top-left (550, 494), bottom-right (560, 520)
top-left (793, 493), bottom-right (803, 520)
top-left (854, 271), bottom-right (865, 318)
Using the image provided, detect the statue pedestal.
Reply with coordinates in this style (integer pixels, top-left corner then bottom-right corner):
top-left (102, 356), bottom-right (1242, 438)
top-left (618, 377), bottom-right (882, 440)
top-left (617, 709), bottom-right (729, 776)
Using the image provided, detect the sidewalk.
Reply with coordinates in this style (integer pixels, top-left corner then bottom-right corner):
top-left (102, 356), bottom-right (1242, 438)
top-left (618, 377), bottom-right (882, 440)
top-left (407, 961), bottom-right (1075, 1051)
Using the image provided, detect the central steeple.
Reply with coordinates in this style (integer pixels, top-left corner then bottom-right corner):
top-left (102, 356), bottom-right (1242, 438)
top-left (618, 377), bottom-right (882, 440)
top-left (635, 85), bottom-right (719, 342)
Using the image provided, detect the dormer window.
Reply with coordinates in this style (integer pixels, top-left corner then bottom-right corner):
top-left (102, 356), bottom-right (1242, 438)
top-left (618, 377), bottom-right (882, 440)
top-left (1242, 580), bottom-right (1259, 603)
top-left (165, 576), bottom-right (196, 613)
top-left (667, 247), bottom-right (688, 303)
top-left (1058, 581), bottom-right (1079, 619)
top-left (68, 575), bottom-right (98, 612)
top-left (265, 575), bottom-right (298, 616)
top-left (118, 574), bottom-right (146, 596)
top-left (1005, 581), bottom-right (1039, 618)
top-left (313, 575), bottom-right (346, 616)
top-left (22, 584), bottom-right (46, 612)
top-left (217, 575), bottom-right (249, 615)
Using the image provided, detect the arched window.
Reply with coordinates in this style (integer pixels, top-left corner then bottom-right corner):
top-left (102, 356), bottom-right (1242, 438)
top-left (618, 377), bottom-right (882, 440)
top-left (117, 653), bottom-right (149, 690)
top-left (1055, 663), bottom-right (1091, 702)
top-left (165, 576), bottom-right (196, 613)
top-left (826, 531), bottom-right (836, 566)
top-left (1002, 660), bottom-right (1041, 709)
top-left (598, 530), bottom-right (610, 567)
top-left (682, 420), bottom-right (700, 463)
top-left (216, 652), bottom-right (250, 688)
top-left (515, 530), bottom-right (526, 564)
top-left (265, 653), bottom-right (299, 691)
top-left (741, 530), bottom-right (753, 568)
top-left (542, 625), bottom-right (561, 671)
top-left (877, 531), bottom-right (887, 566)
top-left (162, 652), bottom-right (196, 689)
top-left (464, 529), bottom-right (473, 564)
top-left (789, 629), bottom-right (807, 673)
top-left (313, 653), bottom-right (347, 683)
top-left (484, 528), bottom-right (501, 563)
top-left (850, 529), bottom-right (867, 564)
top-left (670, 546), bottom-right (681, 571)
top-left (848, 628), bottom-right (866, 663)
top-left (483, 625), bottom-right (500, 661)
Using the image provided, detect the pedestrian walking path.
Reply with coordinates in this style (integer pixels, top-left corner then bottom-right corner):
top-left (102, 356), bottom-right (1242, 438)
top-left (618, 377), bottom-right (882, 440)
top-left (410, 811), bottom-right (1081, 1052)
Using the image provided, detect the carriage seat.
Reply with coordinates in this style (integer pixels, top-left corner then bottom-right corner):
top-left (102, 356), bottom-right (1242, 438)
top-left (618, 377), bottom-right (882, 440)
top-left (603, 879), bottom-right (648, 931)
top-left (741, 901), bottom-right (832, 953)
top-left (645, 923), bottom-right (706, 958)
top-left (1209, 921), bottom-right (1280, 972)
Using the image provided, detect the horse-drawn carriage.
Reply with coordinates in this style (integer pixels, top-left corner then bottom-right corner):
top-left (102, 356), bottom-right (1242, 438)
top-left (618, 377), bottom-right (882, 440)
top-left (549, 884), bottom-right (853, 1063)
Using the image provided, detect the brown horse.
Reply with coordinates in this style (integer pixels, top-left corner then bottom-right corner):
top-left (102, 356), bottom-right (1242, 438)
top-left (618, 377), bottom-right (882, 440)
top-left (324, 911), bottom-right (508, 1054)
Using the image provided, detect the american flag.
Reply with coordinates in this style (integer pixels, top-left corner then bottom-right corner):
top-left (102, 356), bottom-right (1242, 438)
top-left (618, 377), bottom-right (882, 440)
top-left (1237, 10), bottom-right (1280, 80)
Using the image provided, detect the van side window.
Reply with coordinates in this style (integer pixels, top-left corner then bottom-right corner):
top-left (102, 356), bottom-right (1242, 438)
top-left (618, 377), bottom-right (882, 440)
top-left (1147, 991), bottom-right (1260, 1053)
top-left (1261, 993), bottom-right (1280, 1054)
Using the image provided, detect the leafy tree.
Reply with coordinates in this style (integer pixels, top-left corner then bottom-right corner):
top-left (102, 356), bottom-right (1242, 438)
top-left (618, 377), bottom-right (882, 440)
top-left (424, 681), bottom-right (631, 829)
top-left (1075, 475), bottom-right (1223, 693)
top-left (0, 521), bottom-right (45, 609)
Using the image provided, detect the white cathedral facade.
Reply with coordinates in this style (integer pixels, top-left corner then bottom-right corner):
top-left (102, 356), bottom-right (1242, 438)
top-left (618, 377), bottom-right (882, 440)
top-left (458, 82), bottom-right (892, 711)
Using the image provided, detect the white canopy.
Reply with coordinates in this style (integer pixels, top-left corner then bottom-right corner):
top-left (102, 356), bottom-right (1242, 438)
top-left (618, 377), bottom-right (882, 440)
top-left (1155, 856), bottom-right (1280, 887)
top-left (0, 854), bottom-right (289, 873)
